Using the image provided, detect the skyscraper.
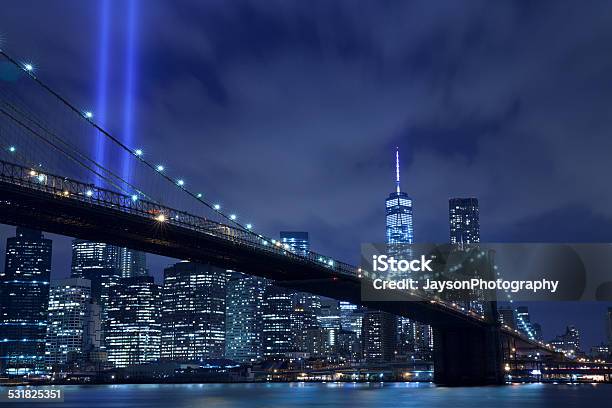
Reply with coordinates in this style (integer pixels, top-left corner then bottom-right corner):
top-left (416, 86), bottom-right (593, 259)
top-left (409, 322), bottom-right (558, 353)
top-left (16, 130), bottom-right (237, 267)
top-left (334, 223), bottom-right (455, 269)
top-left (515, 306), bottom-right (542, 341)
top-left (0, 228), bottom-right (52, 376)
top-left (607, 307), bottom-right (612, 348)
top-left (71, 241), bottom-right (146, 309)
top-left (161, 262), bottom-right (227, 361)
top-left (449, 198), bottom-right (480, 245)
top-left (262, 286), bottom-right (294, 358)
top-left (385, 148), bottom-right (414, 245)
top-left (550, 326), bottom-right (581, 356)
top-left (498, 306), bottom-right (517, 329)
top-left (106, 276), bottom-right (161, 368)
top-left (44, 278), bottom-right (92, 368)
top-left (70, 240), bottom-right (121, 321)
top-left (225, 273), bottom-right (268, 363)
top-left (117, 247), bottom-right (147, 278)
top-left (362, 310), bottom-right (397, 363)
top-left (280, 231), bottom-right (310, 255)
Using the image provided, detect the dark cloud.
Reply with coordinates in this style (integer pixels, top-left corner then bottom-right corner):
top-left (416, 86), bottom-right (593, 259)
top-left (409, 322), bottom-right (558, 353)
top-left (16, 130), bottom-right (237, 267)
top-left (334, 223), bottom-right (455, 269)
top-left (1, 0), bottom-right (612, 348)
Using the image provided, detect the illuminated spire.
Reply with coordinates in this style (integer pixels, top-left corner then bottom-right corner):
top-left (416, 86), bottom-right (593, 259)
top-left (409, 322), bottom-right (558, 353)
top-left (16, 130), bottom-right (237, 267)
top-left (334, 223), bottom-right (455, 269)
top-left (395, 147), bottom-right (401, 193)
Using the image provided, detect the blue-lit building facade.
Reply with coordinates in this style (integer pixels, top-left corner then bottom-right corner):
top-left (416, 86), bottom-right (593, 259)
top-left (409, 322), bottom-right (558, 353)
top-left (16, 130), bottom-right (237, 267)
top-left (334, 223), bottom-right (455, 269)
top-left (385, 149), bottom-right (414, 245)
top-left (0, 228), bottom-right (52, 376)
top-left (225, 273), bottom-right (268, 363)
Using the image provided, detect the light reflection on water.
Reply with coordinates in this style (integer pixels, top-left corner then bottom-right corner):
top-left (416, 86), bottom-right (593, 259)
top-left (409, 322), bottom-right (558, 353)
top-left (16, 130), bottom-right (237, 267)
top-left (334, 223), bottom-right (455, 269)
top-left (2, 382), bottom-right (610, 408)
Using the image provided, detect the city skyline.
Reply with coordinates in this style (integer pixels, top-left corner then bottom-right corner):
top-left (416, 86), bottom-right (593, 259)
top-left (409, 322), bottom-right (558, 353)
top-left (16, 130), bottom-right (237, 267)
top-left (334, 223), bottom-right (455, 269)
top-left (1, 1), bottom-right (612, 388)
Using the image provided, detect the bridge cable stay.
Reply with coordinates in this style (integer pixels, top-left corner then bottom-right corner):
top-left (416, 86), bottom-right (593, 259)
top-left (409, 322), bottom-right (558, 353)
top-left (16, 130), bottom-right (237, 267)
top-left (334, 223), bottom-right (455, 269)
top-left (0, 49), bottom-right (351, 271)
top-left (0, 95), bottom-right (153, 201)
top-left (0, 49), bottom-right (286, 242)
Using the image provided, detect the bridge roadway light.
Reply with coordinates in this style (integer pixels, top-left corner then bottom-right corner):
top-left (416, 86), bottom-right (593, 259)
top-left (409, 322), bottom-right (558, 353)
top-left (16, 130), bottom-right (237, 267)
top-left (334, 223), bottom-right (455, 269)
top-left (230, 214), bottom-right (236, 220)
top-left (8, 146), bottom-right (16, 153)
top-left (196, 193), bottom-right (203, 198)
top-left (156, 165), bottom-right (164, 172)
top-left (177, 179), bottom-right (184, 186)
top-left (134, 149), bottom-right (143, 156)
top-left (213, 204), bottom-right (221, 210)
top-left (246, 224), bottom-right (252, 229)
top-left (23, 63), bottom-right (33, 72)
top-left (86, 190), bottom-right (93, 197)
top-left (84, 111), bottom-right (93, 119)
top-left (131, 194), bottom-right (138, 201)
top-left (155, 214), bottom-right (166, 222)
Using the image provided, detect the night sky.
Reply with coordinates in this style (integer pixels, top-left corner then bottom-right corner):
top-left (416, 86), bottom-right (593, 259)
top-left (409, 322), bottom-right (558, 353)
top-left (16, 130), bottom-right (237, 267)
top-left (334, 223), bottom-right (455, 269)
top-left (1, 1), bottom-right (612, 349)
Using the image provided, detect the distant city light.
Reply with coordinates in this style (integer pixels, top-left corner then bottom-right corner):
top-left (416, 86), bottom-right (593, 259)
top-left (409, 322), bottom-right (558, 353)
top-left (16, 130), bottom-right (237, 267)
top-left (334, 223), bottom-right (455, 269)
top-left (177, 179), bottom-right (185, 186)
top-left (23, 63), bottom-right (33, 72)
top-left (213, 204), bottom-right (221, 210)
top-left (230, 214), bottom-right (237, 220)
top-left (156, 165), bottom-right (164, 172)
top-left (134, 149), bottom-right (143, 156)
top-left (84, 111), bottom-right (93, 119)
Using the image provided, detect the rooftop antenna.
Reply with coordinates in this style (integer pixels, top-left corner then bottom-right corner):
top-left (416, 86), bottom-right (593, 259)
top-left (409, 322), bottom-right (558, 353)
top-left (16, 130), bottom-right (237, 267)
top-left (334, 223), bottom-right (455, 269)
top-left (395, 147), bottom-right (401, 193)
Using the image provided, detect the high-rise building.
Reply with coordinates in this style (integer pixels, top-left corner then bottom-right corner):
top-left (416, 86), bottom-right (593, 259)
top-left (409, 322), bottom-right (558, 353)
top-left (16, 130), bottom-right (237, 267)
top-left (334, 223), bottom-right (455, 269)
top-left (607, 307), bottom-right (612, 348)
top-left (550, 326), bottom-right (581, 356)
top-left (161, 262), bottom-right (227, 361)
top-left (71, 241), bottom-right (146, 310)
top-left (70, 240), bottom-right (121, 322)
top-left (382, 149), bottom-right (411, 359)
top-left (0, 228), bottom-right (52, 375)
top-left (516, 306), bottom-right (540, 340)
top-left (279, 231), bottom-right (321, 354)
top-left (262, 286), bottom-right (294, 358)
top-left (106, 276), bottom-right (161, 368)
top-left (280, 231), bottom-right (310, 256)
top-left (385, 148), bottom-right (413, 245)
top-left (225, 273), bottom-right (268, 363)
top-left (449, 198), bottom-right (480, 245)
top-left (362, 310), bottom-right (397, 363)
top-left (44, 278), bottom-right (92, 367)
top-left (117, 248), bottom-right (147, 278)
top-left (498, 306), bottom-right (517, 329)
top-left (339, 301), bottom-right (363, 337)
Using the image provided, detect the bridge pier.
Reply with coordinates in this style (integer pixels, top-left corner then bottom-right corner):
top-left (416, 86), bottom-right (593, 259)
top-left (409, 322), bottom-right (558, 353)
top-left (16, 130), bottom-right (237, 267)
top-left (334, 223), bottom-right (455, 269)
top-left (433, 324), bottom-right (504, 386)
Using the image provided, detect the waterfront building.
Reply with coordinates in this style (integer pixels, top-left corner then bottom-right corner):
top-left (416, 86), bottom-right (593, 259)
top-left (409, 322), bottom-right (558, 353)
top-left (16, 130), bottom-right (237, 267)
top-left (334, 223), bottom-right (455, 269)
top-left (225, 273), bottom-right (268, 363)
top-left (44, 278), bottom-right (93, 367)
top-left (106, 276), bottom-right (161, 367)
top-left (362, 310), bottom-right (397, 363)
top-left (0, 228), bottom-right (52, 375)
top-left (161, 262), bottom-right (227, 361)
